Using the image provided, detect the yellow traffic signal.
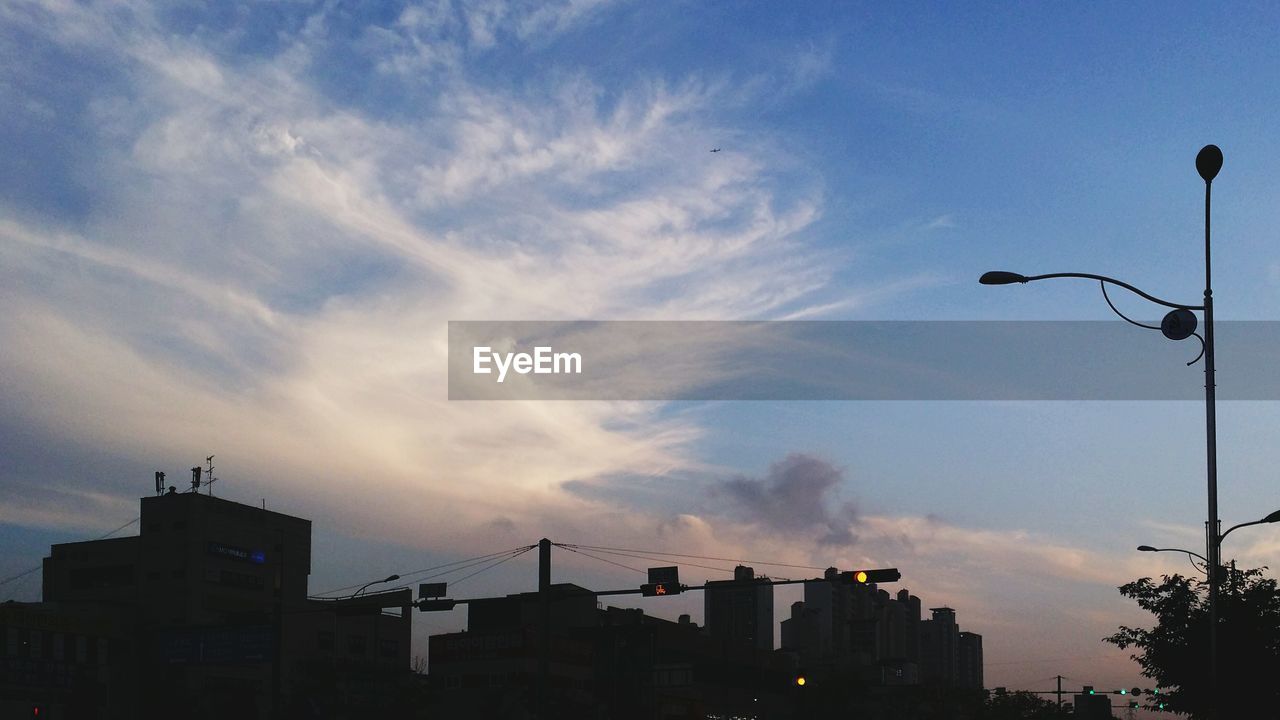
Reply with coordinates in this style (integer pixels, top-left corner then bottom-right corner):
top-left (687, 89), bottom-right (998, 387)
top-left (838, 568), bottom-right (902, 584)
top-left (795, 676), bottom-right (806, 686)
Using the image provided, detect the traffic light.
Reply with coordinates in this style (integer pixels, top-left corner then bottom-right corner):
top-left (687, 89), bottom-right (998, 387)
top-left (1114, 689), bottom-right (1126, 695)
top-left (795, 675), bottom-right (806, 687)
top-left (839, 568), bottom-right (901, 584)
top-left (640, 582), bottom-right (681, 596)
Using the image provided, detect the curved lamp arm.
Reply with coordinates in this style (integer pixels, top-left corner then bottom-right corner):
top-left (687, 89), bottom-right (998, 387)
top-left (1219, 509), bottom-right (1280, 543)
top-left (981, 271), bottom-right (1203, 311)
top-left (1137, 545), bottom-right (1209, 563)
top-left (353, 573), bottom-right (402, 597)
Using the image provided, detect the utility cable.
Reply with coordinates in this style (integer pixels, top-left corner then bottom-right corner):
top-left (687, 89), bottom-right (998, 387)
top-left (556, 544), bottom-right (647, 574)
top-left (563, 542), bottom-right (827, 572)
top-left (311, 545), bottom-right (535, 597)
top-left (446, 546), bottom-right (533, 590)
top-left (560, 545), bottom-right (738, 575)
top-left (2, 516), bottom-right (140, 592)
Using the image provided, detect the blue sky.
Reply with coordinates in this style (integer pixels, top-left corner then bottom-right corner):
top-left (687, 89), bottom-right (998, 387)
top-left (4, 0), bottom-right (1280, 695)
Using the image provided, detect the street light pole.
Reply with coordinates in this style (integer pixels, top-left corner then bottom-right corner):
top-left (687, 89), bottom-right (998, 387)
top-left (982, 144), bottom-right (1224, 716)
top-left (1195, 145), bottom-right (1222, 709)
top-left (1139, 508), bottom-right (1280, 578)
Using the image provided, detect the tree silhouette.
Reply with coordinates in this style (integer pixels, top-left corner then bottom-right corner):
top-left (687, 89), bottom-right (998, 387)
top-left (979, 691), bottom-right (1066, 719)
top-left (1105, 566), bottom-right (1280, 719)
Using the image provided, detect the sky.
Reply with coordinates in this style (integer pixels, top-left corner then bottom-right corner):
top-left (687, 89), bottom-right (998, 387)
top-left (4, 0), bottom-right (1280, 698)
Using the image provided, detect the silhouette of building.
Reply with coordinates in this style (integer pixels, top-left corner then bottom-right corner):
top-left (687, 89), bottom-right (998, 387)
top-left (780, 600), bottom-right (828, 669)
top-left (427, 585), bottom-right (794, 719)
top-left (898, 588), bottom-right (922, 668)
top-left (428, 582), bottom-right (599, 717)
top-left (957, 630), bottom-right (983, 689)
top-left (780, 577), bottom-right (981, 692)
top-left (919, 606), bottom-right (957, 686)
top-left (17, 490), bottom-right (413, 719)
top-left (703, 565), bottom-right (774, 652)
top-left (780, 569), bottom-right (921, 685)
top-left (0, 600), bottom-right (132, 718)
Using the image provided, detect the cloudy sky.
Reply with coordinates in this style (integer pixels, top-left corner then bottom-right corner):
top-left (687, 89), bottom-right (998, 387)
top-left (5, 0), bottom-right (1280, 692)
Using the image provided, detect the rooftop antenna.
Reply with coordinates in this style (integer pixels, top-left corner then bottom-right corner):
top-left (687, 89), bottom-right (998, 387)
top-left (190, 465), bottom-right (202, 492)
top-left (204, 455), bottom-right (217, 496)
top-left (154, 471), bottom-right (166, 496)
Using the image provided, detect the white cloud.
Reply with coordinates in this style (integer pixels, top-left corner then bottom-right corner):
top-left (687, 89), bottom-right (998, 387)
top-left (0, 0), bottom-right (838, 557)
top-left (924, 213), bottom-right (956, 230)
top-left (786, 40), bottom-right (833, 93)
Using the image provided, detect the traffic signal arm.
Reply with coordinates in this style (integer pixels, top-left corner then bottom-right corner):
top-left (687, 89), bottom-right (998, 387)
top-left (838, 568), bottom-right (902, 584)
top-left (640, 582), bottom-right (683, 596)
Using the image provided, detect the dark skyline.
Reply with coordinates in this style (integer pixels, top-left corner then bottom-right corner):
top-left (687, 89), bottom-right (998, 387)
top-left (7, 489), bottom-right (995, 718)
top-left (6, 0), bottom-right (1280, 705)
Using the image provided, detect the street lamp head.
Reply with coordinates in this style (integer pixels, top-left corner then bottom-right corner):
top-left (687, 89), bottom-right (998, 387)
top-left (386, 574), bottom-right (401, 582)
top-left (1262, 509), bottom-right (1280, 524)
top-left (1160, 308), bottom-right (1198, 341)
top-left (1196, 144), bottom-right (1222, 183)
top-left (1137, 545), bottom-right (1158, 552)
top-left (979, 271), bottom-right (1028, 285)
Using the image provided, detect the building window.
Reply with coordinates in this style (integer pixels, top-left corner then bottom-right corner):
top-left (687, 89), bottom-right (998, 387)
top-left (347, 635), bottom-right (367, 656)
top-left (379, 638), bottom-right (398, 658)
top-left (216, 570), bottom-right (264, 590)
top-left (69, 564), bottom-right (135, 589)
top-left (317, 631), bottom-right (333, 651)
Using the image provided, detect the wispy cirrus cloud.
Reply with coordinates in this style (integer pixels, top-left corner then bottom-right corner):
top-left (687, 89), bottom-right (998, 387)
top-left (0, 0), bottom-right (844, 554)
top-left (361, 0), bottom-right (617, 75)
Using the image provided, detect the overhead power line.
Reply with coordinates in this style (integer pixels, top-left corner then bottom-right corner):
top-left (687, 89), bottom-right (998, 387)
top-left (95, 517), bottom-right (139, 539)
top-left (562, 543), bottom-right (830, 572)
top-left (447, 546), bottom-right (535, 589)
top-left (558, 544), bottom-right (738, 575)
top-left (311, 544), bottom-right (537, 597)
top-left (2, 516), bottom-right (140, 594)
top-left (556, 544), bottom-right (647, 574)
top-left (0, 565), bottom-right (42, 590)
